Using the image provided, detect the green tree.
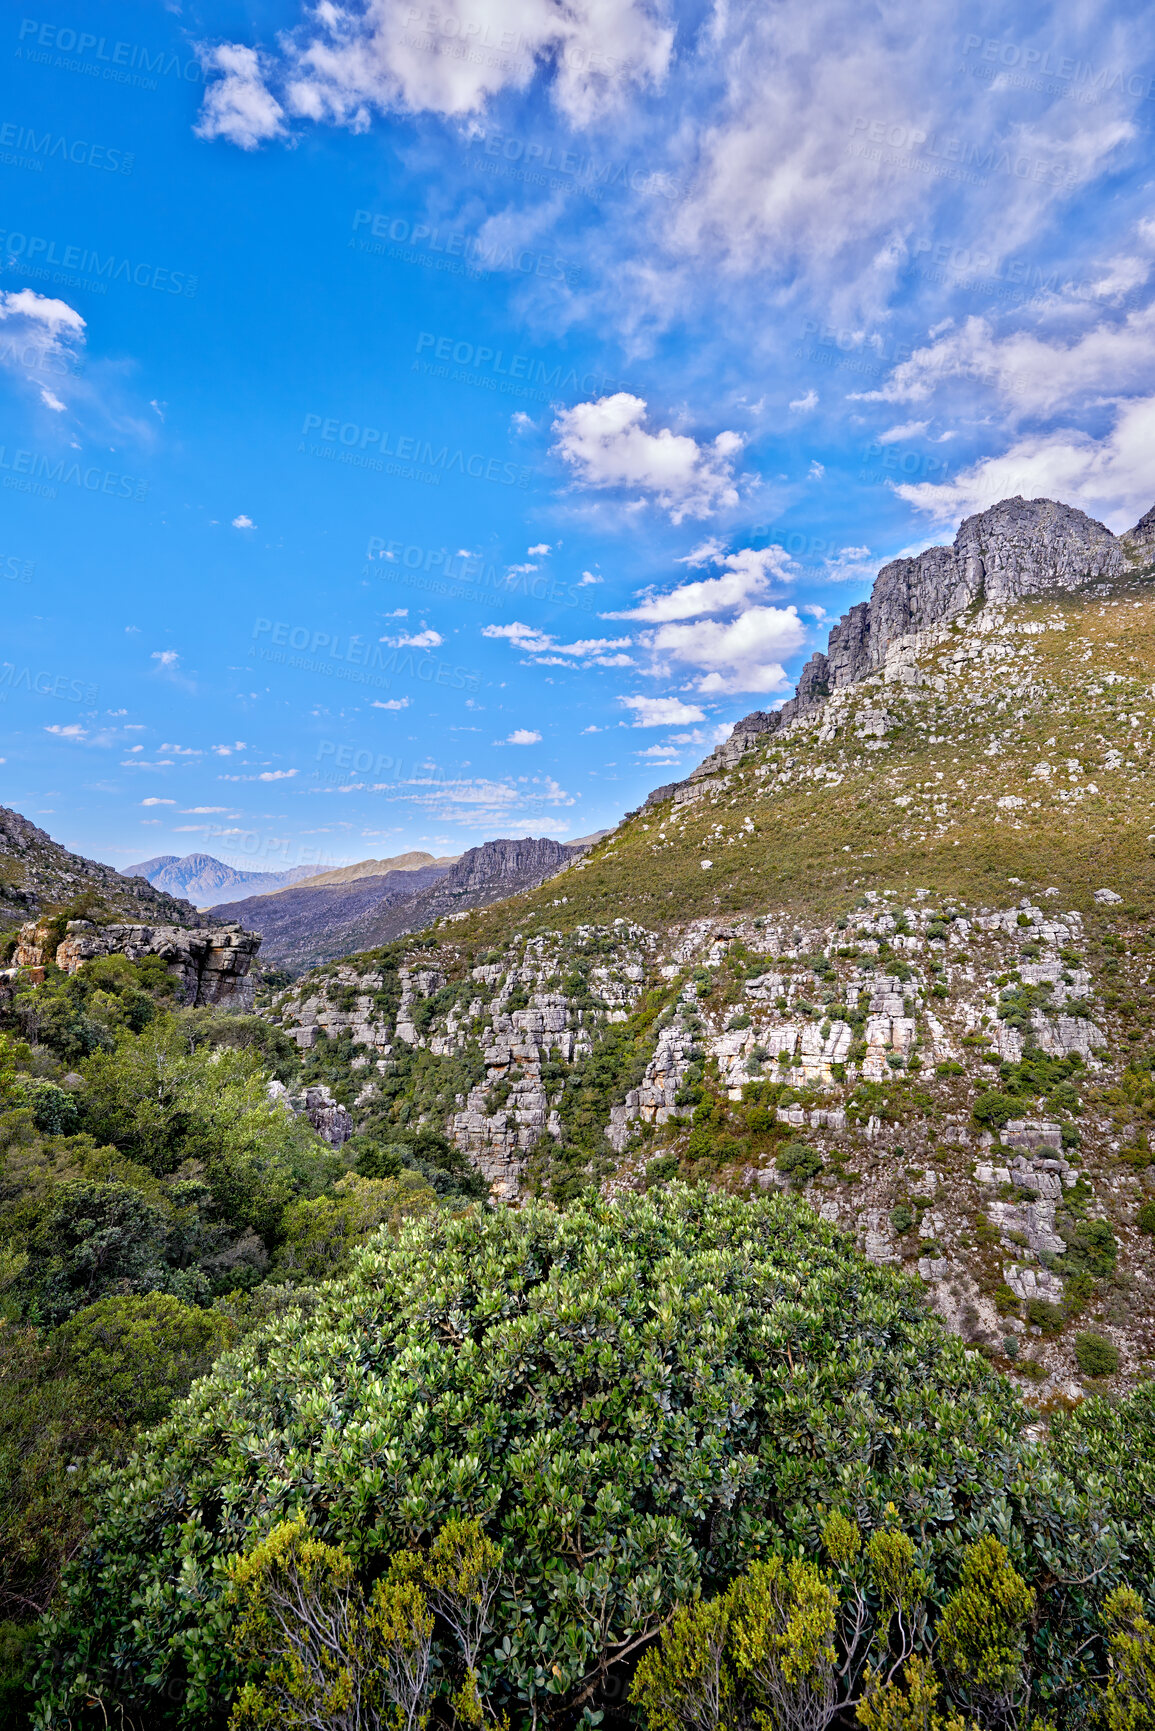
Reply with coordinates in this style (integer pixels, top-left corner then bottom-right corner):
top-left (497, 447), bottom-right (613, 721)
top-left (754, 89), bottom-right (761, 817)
top-left (55, 1292), bottom-right (233, 1428)
top-left (272, 1173), bottom-right (438, 1283)
top-left (1099, 1587), bottom-right (1155, 1731)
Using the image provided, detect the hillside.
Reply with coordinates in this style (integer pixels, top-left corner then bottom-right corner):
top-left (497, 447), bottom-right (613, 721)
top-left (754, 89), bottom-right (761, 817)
top-left (218, 835), bottom-right (590, 973)
top-left (259, 493), bottom-right (1155, 1402)
top-left (1, 808), bottom-right (203, 934)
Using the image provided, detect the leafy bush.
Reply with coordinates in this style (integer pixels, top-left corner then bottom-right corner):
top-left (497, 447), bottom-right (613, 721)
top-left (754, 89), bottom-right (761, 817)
top-left (33, 1189), bottom-right (1155, 1731)
top-left (775, 1141), bottom-right (823, 1183)
top-left (1027, 1298), bottom-right (1065, 1334)
top-left (972, 1091), bottom-right (1018, 1129)
top-left (890, 1204), bottom-right (914, 1236)
top-left (55, 1293), bottom-right (233, 1430)
top-left (271, 1173), bottom-right (437, 1283)
top-left (1074, 1331), bottom-right (1120, 1378)
top-left (1137, 1199), bottom-right (1155, 1234)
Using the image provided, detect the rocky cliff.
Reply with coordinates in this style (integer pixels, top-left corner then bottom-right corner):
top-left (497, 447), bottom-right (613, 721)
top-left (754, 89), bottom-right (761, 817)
top-left (649, 493), bottom-right (1155, 805)
top-left (11, 916), bottom-right (261, 1009)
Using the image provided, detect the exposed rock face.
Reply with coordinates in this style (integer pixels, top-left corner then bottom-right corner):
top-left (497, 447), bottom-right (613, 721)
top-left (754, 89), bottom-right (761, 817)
top-left (0, 806), bottom-right (202, 930)
top-left (267, 1079), bottom-right (353, 1146)
top-left (1123, 503), bottom-right (1155, 567)
top-left (13, 918), bottom-right (261, 1009)
top-left (649, 493), bottom-right (1152, 806)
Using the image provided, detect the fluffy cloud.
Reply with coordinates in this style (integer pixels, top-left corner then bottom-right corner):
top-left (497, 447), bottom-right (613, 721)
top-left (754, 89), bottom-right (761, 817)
top-left (643, 605), bottom-right (806, 695)
top-left (859, 305), bottom-right (1155, 419)
top-left (382, 627), bottom-right (444, 649)
top-left (619, 695), bottom-right (706, 726)
top-left (607, 545), bottom-right (794, 622)
top-left (507, 728), bottom-right (542, 744)
top-left (372, 697), bottom-right (410, 710)
top-left (195, 45), bottom-right (286, 148)
top-left (196, 0), bottom-right (672, 146)
top-left (896, 394), bottom-right (1155, 533)
top-left (481, 621), bottom-right (632, 665)
top-left (551, 394), bottom-right (743, 522)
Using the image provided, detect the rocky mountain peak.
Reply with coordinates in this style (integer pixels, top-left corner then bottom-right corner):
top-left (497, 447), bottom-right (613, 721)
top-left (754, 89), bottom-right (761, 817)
top-left (650, 490), bottom-right (1155, 806)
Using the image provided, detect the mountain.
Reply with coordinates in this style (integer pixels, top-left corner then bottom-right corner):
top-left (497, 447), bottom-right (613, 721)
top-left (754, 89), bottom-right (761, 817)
top-left (215, 836), bottom-right (588, 973)
top-left (265, 851), bottom-right (459, 892)
top-left (261, 491), bottom-right (1155, 1399)
top-left (121, 852), bottom-right (326, 905)
top-left (1, 808), bottom-right (203, 934)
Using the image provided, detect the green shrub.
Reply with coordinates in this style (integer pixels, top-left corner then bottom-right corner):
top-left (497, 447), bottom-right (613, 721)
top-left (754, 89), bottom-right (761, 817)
top-left (1137, 1199), bottom-right (1155, 1234)
top-left (890, 1204), bottom-right (914, 1236)
top-left (972, 1091), bottom-right (1018, 1129)
top-left (644, 1153), bottom-right (681, 1188)
top-left (1027, 1298), bottom-right (1065, 1334)
top-left (775, 1141), bottom-right (823, 1183)
top-left (55, 1293), bottom-right (234, 1430)
top-left (1074, 1332), bottom-right (1120, 1378)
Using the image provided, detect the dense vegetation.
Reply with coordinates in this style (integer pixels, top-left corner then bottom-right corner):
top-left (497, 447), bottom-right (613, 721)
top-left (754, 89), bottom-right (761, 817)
top-left (0, 956), bottom-right (451, 1720)
top-left (25, 1186), bottom-right (1155, 1731)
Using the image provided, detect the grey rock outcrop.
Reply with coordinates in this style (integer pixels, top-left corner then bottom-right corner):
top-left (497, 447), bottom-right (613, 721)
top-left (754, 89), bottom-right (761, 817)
top-left (648, 492), bottom-right (1152, 806)
top-left (13, 917), bottom-right (261, 1009)
top-left (267, 1079), bottom-right (354, 1146)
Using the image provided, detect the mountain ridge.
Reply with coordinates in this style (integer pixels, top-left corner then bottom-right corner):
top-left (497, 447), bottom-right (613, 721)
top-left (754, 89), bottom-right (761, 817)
top-left (648, 492), bottom-right (1155, 808)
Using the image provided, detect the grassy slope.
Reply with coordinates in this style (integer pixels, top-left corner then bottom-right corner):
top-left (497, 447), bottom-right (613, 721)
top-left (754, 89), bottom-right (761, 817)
top-left (454, 577), bottom-right (1155, 947)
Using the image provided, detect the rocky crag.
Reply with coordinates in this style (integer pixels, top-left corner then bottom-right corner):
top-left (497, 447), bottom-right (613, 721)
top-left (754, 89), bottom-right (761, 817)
top-left (259, 490), bottom-right (1155, 1403)
top-left (648, 493), bottom-right (1155, 806)
top-left (10, 915), bottom-right (261, 1009)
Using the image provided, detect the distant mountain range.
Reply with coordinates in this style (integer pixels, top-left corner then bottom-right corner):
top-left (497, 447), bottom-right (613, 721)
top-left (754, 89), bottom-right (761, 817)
top-left (120, 850), bottom-right (456, 907)
top-left (213, 836), bottom-right (597, 972)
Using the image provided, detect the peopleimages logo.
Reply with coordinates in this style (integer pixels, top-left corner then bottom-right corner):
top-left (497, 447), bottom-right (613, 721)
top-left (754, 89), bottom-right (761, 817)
top-left (15, 19), bottom-right (202, 83)
top-left (0, 228), bottom-right (197, 296)
top-left (0, 119), bottom-right (134, 172)
top-left (300, 414), bottom-right (531, 488)
top-left (0, 445), bottom-right (148, 501)
top-left (252, 619), bottom-right (480, 692)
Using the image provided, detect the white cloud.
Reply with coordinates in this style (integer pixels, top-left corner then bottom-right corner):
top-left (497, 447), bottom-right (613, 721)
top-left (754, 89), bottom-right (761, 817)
top-left (44, 723), bottom-right (87, 740)
top-left (196, 0), bottom-right (672, 140)
top-left (0, 288), bottom-right (86, 410)
top-left (607, 544), bottom-right (794, 622)
top-left (527, 542), bottom-right (551, 555)
top-left (859, 305), bottom-right (1155, 419)
top-left (619, 695), bottom-right (706, 726)
top-left (807, 460), bottom-right (825, 480)
top-left (879, 420), bottom-right (929, 443)
top-left (637, 743), bottom-right (683, 759)
top-left (789, 389), bottom-right (818, 412)
top-left (371, 697), bottom-right (411, 710)
top-left (151, 650), bottom-right (180, 668)
top-left (644, 604), bottom-right (807, 694)
top-left (895, 394), bottom-right (1155, 533)
top-left (382, 627), bottom-right (444, 649)
top-left (481, 621), bottom-right (631, 662)
top-left (507, 728), bottom-right (542, 744)
top-left (231, 513), bottom-right (255, 529)
top-left (181, 806), bottom-right (232, 813)
top-left (195, 44), bottom-right (286, 149)
top-left (577, 570), bottom-right (602, 586)
top-left (141, 797), bottom-right (176, 806)
top-left (552, 394), bottom-right (743, 523)
top-left (258, 768), bottom-right (298, 781)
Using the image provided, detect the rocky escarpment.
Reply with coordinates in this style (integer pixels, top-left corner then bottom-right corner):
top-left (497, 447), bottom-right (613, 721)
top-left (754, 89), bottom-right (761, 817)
top-left (10, 916), bottom-right (261, 1009)
top-left (0, 806), bottom-right (202, 930)
top-left (648, 493), bottom-right (1155, 806)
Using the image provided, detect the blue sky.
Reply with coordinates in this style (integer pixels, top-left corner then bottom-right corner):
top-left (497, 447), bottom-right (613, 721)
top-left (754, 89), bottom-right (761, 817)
top-left (2, 0), bottom-right (1154, 875)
